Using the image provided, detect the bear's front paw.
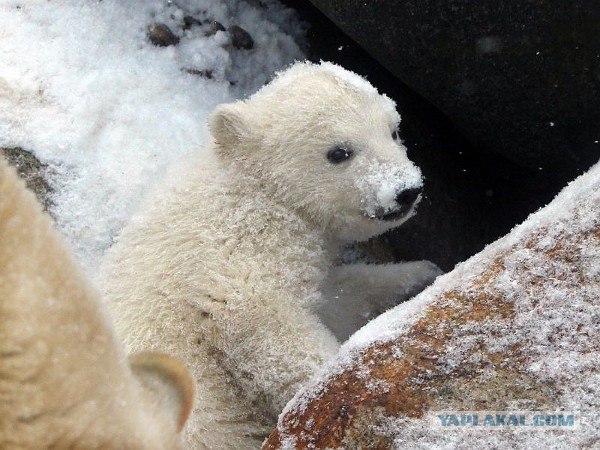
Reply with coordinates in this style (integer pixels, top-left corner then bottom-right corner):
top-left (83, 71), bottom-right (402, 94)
top-left (389, 260), bottom-right (443, 298)
top-left (414, 260), bottom-right (444, 282)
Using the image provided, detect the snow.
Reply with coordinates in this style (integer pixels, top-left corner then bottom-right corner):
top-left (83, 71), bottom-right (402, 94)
top-left (356, 159), bottom-right (423, 219)
top-left (276, 160), bottom-right (600, 447)
top-left (319, 61), bottom-right (378, 95)
top-left (0, 0), bottom-right (305, 274)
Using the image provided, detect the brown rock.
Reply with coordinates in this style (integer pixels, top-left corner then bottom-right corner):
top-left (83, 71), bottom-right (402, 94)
top-left (204, 20), bottom-right (226, 37)
top-left (182, 15), bottom-right (203, 30)
top-left (147, 23), bottom-right (180, 47)
top-left (229, 25), bottom-right (254, 50)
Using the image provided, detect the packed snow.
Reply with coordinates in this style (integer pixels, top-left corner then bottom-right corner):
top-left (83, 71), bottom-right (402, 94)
top-left (0, 0), bottom-right (305, 274)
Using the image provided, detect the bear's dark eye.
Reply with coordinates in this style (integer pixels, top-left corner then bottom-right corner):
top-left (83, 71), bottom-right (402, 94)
top-left (392, 129), bottom-right (399, 141)
top-left (327, 147), bottom-right (353, 164)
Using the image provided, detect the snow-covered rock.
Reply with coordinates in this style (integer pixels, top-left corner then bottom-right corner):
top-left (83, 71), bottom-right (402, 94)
top-left (0, 147), bottom-right (53, 210)
top-left (264, 161), bottom-right (600, 449)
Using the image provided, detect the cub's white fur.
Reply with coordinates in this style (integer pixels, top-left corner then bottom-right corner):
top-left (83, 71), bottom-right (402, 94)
top-left (100, 61), bottom-right (441, 448)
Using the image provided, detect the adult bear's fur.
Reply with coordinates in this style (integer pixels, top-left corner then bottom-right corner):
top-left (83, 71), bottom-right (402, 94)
top-left (0, 157), bottom-right (194, 448)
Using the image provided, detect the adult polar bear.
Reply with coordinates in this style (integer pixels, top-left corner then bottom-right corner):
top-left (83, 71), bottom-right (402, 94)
top-left (101, 62), bottom-right (441, 448)
top-left (0, 157), bottom-right (194, 449)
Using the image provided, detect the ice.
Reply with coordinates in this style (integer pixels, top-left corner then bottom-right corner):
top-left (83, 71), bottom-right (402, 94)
top-left (0, 0), bottom-right (304, 275)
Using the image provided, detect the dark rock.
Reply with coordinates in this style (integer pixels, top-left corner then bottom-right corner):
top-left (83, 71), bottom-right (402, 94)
top-left (282, 0), bottom-right (573, 272)
top-left (185, 69), bottom-right (213, 79)
top-left (204, 20), bottom-right (226, 37)
top-left (147, 23), bottom-right (180, 47)
top-left (182, 15), bottom-right (203, 30)
top-left (306, 0), bottom-right (600, 179)
top-left (229, 25), bottom-right (254, 50)
top-left (1, 147), bottom-right (53, 211)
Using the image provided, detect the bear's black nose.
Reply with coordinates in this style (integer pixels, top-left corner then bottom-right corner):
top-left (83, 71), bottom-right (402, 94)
top-left (395, 187), bottom-right (422, 207)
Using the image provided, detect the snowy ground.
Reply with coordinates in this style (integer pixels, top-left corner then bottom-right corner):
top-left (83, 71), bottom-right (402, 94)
top-left (0, 0), bottom-right (305, 274)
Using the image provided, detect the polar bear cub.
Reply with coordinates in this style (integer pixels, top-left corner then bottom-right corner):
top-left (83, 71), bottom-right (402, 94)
top-left (100, 61), bottom-right (441, 448)
top-left (0, 157), bottom-right (194, 449)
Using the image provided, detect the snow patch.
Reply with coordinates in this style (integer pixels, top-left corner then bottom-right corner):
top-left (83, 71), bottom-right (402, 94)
top-left (0, 0), bottom-right (305, 274)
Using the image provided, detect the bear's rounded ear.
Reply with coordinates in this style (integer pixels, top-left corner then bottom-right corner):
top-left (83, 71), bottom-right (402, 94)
top-left (129, 352), bottom-right (195, 432)
top-left (209, 102), bottom-right (249, 154)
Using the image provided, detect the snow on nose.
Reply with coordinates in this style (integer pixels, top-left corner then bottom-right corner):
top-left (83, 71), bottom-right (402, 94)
top-left (357, 160), bottom-right (423, 218)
